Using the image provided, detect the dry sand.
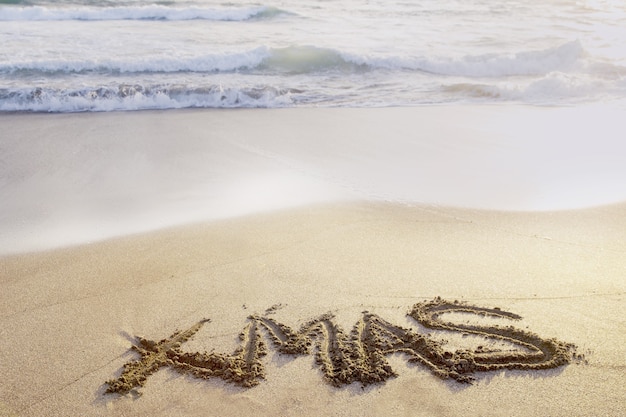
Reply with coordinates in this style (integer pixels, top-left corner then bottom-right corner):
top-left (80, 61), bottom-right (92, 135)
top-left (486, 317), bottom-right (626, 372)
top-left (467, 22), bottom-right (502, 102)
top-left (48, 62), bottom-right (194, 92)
top-left (1, 201), bottom-right (625, 417)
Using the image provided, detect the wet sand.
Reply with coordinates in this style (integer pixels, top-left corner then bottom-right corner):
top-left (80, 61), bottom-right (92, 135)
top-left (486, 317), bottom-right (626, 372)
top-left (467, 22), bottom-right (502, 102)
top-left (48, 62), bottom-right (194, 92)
top-left (1, 201), bottom-right (625, 417)
top-left (2, 105), bottom-right (626, 255)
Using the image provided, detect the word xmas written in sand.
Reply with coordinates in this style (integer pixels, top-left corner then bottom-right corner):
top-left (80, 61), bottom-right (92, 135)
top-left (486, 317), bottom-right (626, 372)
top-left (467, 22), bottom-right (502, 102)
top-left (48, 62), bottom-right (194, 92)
top-left (106, 298), bottom-right (577, 395)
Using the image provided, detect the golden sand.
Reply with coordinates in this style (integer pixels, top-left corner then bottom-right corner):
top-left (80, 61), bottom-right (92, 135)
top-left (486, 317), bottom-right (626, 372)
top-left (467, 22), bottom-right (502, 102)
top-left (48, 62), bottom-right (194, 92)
top-left (106, 298), bottom-right (576, 395)
top-left (2, 202), bottom-right (623, 416)
top-left (1, 105), bottom-right (625, 416)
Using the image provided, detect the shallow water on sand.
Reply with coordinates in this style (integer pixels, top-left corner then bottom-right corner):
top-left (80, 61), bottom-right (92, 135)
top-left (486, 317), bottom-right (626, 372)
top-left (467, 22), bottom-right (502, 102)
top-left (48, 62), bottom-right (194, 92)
top-left (1, 104), bottom-right (625, 254)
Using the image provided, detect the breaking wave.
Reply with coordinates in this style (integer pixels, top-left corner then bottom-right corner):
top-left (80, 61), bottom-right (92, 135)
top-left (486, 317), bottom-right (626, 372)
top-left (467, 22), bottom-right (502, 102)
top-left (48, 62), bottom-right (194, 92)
top-left (0, 42), bottom-right (589, 77)
top-left (357, 40), bottom-right (586, 77)
top-left (1, 42), bottom-right (623, 111)
top-left (0, 48), bottom-right (272, 75)
top-left (0, 4), bottom-right (290, 21)
top-left (0, 84), bottom-right (300, 112)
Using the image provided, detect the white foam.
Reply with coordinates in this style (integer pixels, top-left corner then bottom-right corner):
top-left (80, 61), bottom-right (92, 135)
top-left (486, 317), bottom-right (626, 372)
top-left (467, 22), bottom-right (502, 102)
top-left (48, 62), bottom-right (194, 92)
top-left (347, 40), bottom-right (585, 77)
top-left (0, 5), bottom-right (285, 21)
top-left (442, 71), bottom-right (626, 104)
top-left (1, 0), bottom-right (625, 111)
top-left (0, 41), bottom-right (588, 77)
top-left (0, 85), bottom-right (296, 112)
top-left (0, 47), bottom-right (270, 74)
top-left (1, 41), bottom-right (624, 111)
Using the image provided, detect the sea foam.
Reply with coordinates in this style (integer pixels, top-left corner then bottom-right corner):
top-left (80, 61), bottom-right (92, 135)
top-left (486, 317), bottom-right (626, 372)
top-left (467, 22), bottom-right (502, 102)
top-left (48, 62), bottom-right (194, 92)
top-left (0, 47), bottom-right (271, 74)
top-left (1, 0), bottom-right (625, 111)
top-left (349, 40), bottom-right (585, 77)
top-left (0, 39), bottom-right (624, 111)
top-left (0, 84), bottom-right (298, 112)
top-left (0, 5), bottom-right (289, 21)
top-left (0, 42), bottom-right (589, 77)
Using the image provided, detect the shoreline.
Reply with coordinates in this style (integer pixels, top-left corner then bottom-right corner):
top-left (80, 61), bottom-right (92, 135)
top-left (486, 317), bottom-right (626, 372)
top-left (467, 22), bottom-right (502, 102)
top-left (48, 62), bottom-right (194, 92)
top-left (2, 104), bottom-right (626, 255)
top-left (2, 197), bottom-right (626, 259)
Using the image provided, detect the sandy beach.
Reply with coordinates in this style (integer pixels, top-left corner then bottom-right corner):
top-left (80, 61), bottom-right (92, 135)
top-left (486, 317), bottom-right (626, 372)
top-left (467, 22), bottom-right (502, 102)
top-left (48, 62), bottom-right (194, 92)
top-left (1, 107), bottom-right (625, 416)
top-left (1, 201), bottom-right (625, 416)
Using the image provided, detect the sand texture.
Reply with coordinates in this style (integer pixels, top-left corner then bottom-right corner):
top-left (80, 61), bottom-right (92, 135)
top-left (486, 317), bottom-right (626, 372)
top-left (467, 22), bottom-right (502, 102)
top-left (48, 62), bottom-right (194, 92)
top-left (1, 201), bottom-right (625, 417)
top-left (106, 298), bottom-right (576, 395)
top-left (1, 105), bottom-right (625, 416)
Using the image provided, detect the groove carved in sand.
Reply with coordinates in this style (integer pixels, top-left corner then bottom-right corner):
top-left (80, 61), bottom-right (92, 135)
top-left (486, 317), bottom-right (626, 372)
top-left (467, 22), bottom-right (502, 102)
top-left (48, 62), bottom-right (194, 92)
top-left (105, 298), bottom-right (576, 394)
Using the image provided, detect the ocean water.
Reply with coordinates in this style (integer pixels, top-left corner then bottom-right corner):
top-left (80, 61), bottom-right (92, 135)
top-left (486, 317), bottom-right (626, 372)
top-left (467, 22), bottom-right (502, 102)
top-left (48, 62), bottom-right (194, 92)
top-left (2, 1), bottom-right (626, 254)
top-left (1, 0), bottom-right (626, 112)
